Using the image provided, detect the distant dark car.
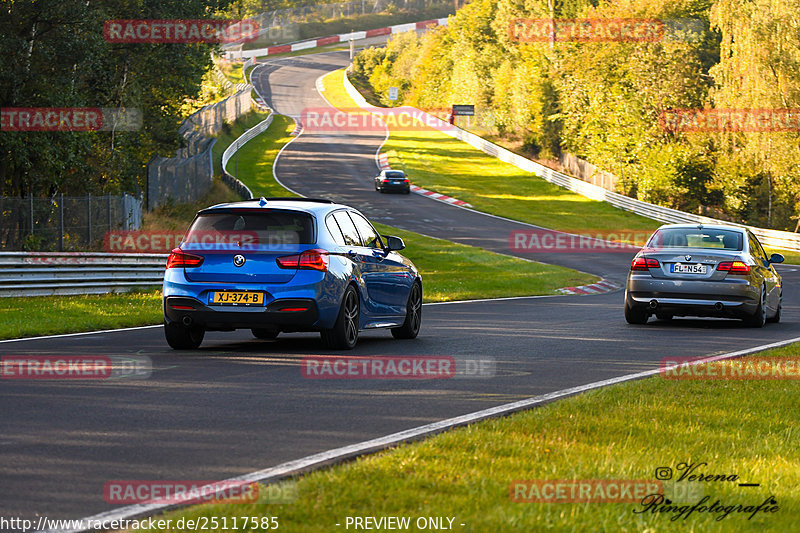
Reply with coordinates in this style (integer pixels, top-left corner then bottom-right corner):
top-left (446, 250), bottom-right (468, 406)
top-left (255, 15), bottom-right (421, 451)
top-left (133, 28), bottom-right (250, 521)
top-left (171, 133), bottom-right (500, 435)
top-left (624, 223), bottom-right (783, 327)
top-left (375, 170), bottom-right (410, 194)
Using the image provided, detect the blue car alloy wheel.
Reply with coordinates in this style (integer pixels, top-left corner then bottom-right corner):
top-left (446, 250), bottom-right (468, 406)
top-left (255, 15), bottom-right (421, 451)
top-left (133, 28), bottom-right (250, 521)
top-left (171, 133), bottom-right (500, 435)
top-left (162, 197), bottom-right (422, 350)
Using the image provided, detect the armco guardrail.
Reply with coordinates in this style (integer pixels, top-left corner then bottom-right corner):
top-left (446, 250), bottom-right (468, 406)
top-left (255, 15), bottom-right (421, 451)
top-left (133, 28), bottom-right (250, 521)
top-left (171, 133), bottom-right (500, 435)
top-left (0, 252), bottom-right (167, 297)
top-left (342, 69), bottom-right (800, 252)
top-left (227, 17), bottom-right (448, 60)
top-left (221, 114), bottom-right (274, 200)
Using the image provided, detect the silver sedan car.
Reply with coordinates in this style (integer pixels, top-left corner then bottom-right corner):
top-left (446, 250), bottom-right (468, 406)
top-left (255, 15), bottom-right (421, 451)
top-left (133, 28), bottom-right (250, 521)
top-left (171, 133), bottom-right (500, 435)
top-left (624, 224), bottom-right (783, 327)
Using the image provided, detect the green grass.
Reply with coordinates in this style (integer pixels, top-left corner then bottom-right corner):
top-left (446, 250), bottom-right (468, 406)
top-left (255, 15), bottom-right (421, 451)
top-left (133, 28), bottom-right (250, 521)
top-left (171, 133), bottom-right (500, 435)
top-left (0, 289), bottom-right (162, 340)
top-left (133, 342), bottom-right (800, 532)
top-left (0, 227), bottom-right (593, 339)
top-left (216, 60), bottom-right (245, 86)
top-left (0, 227), bottom-right (594, 340)
top-left (211, 110), bottom-right (271, 176)
top-left (244, 65), bottom-right (255, 83)
top-left (374, 222), bottom-right (594, 302)
top-left (226, 113), bottom-right (298, 196)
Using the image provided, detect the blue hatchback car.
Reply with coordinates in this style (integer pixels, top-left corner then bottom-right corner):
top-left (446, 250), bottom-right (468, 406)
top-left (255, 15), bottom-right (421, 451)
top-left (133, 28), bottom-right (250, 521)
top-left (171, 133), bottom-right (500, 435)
top-left (163, 198), bottom-right (422, 350)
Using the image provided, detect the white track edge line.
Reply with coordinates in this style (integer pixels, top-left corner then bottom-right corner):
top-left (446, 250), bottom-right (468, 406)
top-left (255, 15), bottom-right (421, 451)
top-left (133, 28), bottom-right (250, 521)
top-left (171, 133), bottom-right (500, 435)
top-left (48, 333), bottom-right (800, 533)
top-left (0, 325), bottom-right (162, 344)
top-left (0, 291), bottom-right (604, 344)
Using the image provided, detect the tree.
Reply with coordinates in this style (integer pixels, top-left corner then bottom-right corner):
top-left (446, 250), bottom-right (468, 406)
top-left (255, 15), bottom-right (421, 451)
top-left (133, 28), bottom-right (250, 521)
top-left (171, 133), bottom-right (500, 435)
top-left (0, 0), bottom-right (234, 198)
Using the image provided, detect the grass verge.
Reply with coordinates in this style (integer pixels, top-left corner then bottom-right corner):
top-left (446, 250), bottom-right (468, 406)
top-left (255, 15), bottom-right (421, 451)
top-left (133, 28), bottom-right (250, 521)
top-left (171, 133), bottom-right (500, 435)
top-left (133, 342), bottom-right (800, 532)
top-left (0, 227), bottom-right (595, 341)
top-left (0, 289), bottom-right (162, 340)
top-left (376, 222), bottom-right (593, 302)
top-left (229, 113), bottom-right (299, 197)
top-left (216, 60), bottom-right (245, 86)
top-left (211, 110), bottom-right (271, 176)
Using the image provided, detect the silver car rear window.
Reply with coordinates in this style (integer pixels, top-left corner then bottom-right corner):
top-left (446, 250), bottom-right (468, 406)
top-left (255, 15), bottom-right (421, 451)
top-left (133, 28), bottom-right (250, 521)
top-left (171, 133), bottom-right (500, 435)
top-left (647, 228), bottom-right (743, 251)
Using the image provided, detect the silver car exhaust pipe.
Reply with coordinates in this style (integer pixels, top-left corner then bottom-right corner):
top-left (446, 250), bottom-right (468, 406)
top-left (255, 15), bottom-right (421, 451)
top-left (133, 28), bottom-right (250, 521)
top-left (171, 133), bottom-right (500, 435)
top-left (649, 299), bottom-right (658, 309)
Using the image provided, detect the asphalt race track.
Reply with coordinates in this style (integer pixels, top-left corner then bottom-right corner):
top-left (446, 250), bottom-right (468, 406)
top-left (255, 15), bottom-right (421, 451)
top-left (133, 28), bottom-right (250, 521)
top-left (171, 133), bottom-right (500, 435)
top-left (2, 50), bottom-right (800, 526)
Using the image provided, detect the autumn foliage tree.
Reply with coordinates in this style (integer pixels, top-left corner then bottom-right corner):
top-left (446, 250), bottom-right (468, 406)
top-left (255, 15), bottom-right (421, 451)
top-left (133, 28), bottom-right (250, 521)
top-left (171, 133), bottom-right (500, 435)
top-left (355, 0), bottom-right (800, 230)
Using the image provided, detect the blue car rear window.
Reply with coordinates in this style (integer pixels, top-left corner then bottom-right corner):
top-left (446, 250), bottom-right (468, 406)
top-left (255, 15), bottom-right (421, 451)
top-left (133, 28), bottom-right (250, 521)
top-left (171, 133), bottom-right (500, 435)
top-left (186, 211), bottom-right (315, 245)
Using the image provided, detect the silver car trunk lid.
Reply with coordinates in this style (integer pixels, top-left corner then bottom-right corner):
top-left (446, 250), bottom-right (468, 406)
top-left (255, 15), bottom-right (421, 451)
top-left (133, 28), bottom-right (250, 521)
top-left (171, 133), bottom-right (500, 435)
top-left (642, 248), bottom-right (746, 280)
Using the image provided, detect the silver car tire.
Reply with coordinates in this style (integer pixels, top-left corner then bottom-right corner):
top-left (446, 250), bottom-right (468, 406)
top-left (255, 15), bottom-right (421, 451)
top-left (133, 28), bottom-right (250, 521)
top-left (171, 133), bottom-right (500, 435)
top-left (745, 286), bottom-right (767, 328)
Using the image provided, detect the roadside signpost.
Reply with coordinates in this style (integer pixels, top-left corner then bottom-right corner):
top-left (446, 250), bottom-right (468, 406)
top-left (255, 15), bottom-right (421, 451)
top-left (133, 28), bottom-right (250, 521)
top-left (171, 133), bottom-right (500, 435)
top-left (388, 87), bottom-right (399, 101)
top-left (452, 104), bottom-right (475, 116)
top-left (449, 104), bottom-right (475, 126)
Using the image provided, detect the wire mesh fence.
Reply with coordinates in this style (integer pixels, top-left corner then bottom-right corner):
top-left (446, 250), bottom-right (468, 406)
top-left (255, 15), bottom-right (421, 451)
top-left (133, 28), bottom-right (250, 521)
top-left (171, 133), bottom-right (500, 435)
top-left (0, 194), bottom-right (142, 251)
top-left (180, 87), bottom-right (254, 138)
top-left (146, 88), bottom-right (253, 211)
top-left (146, 138), bottom-right (216, 211)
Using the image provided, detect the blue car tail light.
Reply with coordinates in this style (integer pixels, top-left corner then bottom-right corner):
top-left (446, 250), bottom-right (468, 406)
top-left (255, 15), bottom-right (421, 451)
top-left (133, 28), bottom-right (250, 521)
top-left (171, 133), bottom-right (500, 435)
top-left (166, 248), bottom-right (204, 269)
top-left (277, 249), bottom-right (329, 272)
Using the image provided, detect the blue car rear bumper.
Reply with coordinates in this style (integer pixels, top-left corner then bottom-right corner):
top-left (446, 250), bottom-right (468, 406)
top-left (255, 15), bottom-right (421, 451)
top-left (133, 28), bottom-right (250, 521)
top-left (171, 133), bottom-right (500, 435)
top-left (163, 269), bottom-right (344, 331)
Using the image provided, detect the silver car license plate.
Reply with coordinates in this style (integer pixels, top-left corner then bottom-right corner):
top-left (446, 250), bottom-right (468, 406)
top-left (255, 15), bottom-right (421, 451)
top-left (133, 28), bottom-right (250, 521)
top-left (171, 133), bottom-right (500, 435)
top-left (671, 263), bottom-right (707, 274)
